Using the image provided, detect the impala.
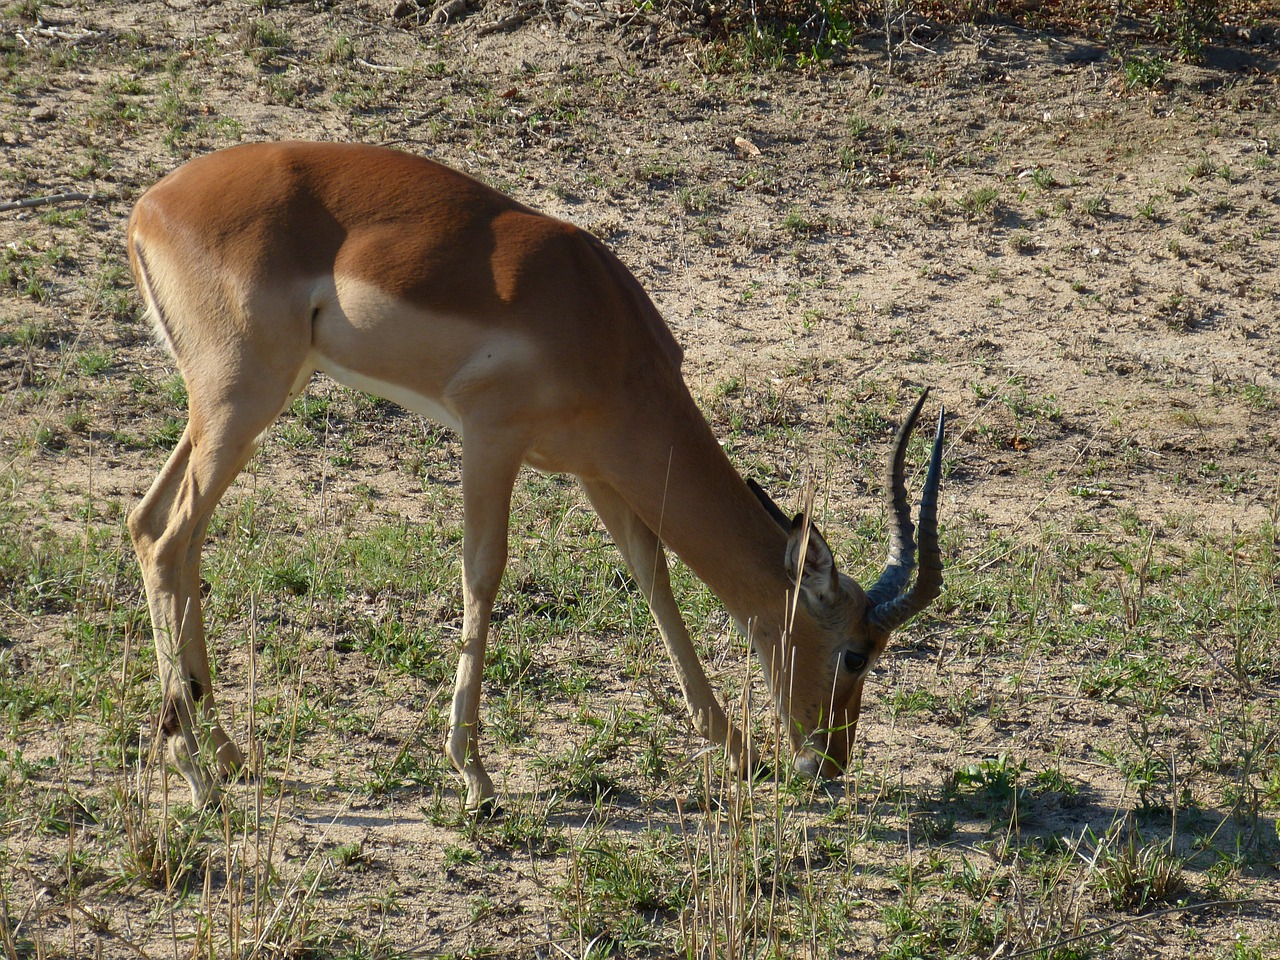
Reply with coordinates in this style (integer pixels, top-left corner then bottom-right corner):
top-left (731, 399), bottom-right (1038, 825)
top-left (126, 141), bottom-right (946, 812)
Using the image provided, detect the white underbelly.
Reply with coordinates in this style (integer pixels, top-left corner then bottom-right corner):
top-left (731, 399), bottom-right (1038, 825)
top-left (316, 356), bottom-right (464, 435)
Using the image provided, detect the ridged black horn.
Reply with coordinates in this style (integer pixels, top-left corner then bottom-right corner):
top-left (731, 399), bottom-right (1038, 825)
top-left (867, 398), bottom-right (945, 633)
top-left (865, 391), bottom-right (929, 609)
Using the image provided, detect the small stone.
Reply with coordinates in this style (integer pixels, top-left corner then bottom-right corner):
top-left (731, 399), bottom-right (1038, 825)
top-left (29, 104), bottom-right (56, 122)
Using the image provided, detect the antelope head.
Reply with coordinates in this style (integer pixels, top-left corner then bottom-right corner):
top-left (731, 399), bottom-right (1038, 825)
top-left (751, 392), bottom-right (946, 777)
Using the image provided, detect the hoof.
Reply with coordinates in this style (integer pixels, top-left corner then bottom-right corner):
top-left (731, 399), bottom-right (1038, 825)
top-left (468, 794), bottom-right (503, 821)
top-left (212, 729), bottom-right (245, 780)
top-left (793, 753), bottom-right (821, 779)
top-left (726, 742), bottom-right (758, 778)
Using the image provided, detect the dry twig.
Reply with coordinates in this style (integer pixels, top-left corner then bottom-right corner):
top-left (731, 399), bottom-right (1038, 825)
top-left (0, 191), bottom-right (92, 213)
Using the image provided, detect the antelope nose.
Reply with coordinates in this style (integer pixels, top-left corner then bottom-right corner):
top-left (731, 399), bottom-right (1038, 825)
top-left (794, 753), bottom-right (821, 778)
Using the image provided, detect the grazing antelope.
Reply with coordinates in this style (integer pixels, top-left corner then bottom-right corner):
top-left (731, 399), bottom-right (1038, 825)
top-left (126, 142), bottom-right (945, 812)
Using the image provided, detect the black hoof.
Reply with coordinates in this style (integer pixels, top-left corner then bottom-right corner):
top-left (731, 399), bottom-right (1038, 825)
top-left (469, 795), bottom-right (503, 821)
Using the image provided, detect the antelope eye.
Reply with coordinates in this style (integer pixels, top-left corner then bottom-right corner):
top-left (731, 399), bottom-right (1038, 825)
top-left (843, 650), bottom-right (868, 673)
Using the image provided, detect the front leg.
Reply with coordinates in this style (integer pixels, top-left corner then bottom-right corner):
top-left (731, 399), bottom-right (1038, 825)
top-left (446, 436), bottom-right (523, 811)
top-left (580, 480), bottom-right (754, 773)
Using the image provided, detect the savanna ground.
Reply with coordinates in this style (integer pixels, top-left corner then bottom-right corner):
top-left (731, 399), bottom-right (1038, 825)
top-left (1, 0), bottom-right (1278, 957)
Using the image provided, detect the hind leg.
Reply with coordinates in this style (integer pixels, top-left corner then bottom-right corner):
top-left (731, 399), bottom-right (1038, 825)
top-left (131, 420), bottom-right (270, 806)
top-left (130, 365), bottom-right (312, 808)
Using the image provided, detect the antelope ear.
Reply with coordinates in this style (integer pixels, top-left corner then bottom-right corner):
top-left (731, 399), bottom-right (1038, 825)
top-left (785, 515), bottom-right (840, 607)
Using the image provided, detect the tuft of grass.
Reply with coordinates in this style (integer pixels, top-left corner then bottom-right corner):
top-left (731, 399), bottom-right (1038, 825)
top-left (1187, 153), bottom-right (1215, 179)
top-left (1091, 831), bottom-right (1187, 911)
top-left (781, 205), bottom-right (827, 237)
top-left (1031, 167), bottom-right (1057, 190)
top-left (76, 350), bottom-right (113, 376)
top-left (1123, 54), bottom-right (1169, 89)
top-left (950, 753), bottom-right (1028, 821)
top-left (1081, 193), bottom-right (1111, 217)
top-left (958, 186), bottom-right (999, 219)
top-left (240, 18), bottom-right (290, 67)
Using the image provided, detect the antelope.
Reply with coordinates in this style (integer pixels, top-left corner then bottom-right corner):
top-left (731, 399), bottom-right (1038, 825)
top-left (126, 141), bottom-right (945, 812)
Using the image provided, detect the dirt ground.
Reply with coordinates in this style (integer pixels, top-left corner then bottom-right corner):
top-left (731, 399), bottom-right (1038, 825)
top-left (1, 1), bottom-right (1278, 958)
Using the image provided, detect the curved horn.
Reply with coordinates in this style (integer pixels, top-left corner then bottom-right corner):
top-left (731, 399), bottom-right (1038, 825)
top-left (864, 390), bottom-right (930, 609)
top-left (868, 403), bottom-right (946, 632)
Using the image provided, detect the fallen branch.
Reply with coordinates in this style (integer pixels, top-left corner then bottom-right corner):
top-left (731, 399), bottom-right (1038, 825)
top-left (0, 191), bottom-right (92, 213)
top-left (475, 12), bottom-right (528, 36)
top-left (30, 26), bottom-right (100, 43)
top-left (354, 56), bottom-right (401, 73)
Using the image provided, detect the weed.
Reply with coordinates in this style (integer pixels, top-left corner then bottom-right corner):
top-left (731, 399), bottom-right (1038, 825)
top-left (1090, 830), bottom-right (1187, 911)
top-left (325, 34), bottom-right (355, 65)
top-left (1188, 153), bottom-right (1215, 179)
top-left (951, 753), bottom-right (1028, 820)
top-left (443, 842), bottom-right (479, 869)
top-left (958, 186), bottom-right (999, 219)
top-left (782, 206), bottom-right (826, 236)
top-left (1155, 0), bottom-right (1220, 62)
top-left (532, 720), bottom-right (621, 802)
top-left (563, 831), bottom-right (688, 952)
top-left (5, 0), bottom-right (40, 22)
top-left (1031, 167), bottom-right (1057, 190)
top-left (241, 18), bottom-right (290, 66)
top-left (1082, 194), bottom-right (1110, 217)
top-left (677, 186), bottom-right (716, 214)
top-left (349, 618), bottom-right (451, 684)
top-left (1123, 54), bottom-right (1169, 89)
top-left (789, 0), bottom-right (861, 65)
top-left (1008, 230), bottom-right (1038, 254)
